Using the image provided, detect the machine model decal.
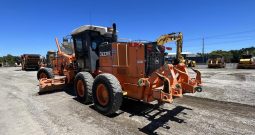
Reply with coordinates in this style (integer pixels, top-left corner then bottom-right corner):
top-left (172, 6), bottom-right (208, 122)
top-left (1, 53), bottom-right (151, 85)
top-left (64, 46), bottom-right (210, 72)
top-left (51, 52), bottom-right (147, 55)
top-left (137, 60), bottom-right (143, 64)
top-left (100, 51), bottom-right (111, 57)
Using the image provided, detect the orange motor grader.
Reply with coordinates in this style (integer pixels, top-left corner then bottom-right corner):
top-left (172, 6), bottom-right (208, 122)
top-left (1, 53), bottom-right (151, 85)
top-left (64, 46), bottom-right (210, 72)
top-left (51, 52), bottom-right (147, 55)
top-left (37, 24), bottom-right (202, 115)
top-left (37, 37), bottom-right (76, 89)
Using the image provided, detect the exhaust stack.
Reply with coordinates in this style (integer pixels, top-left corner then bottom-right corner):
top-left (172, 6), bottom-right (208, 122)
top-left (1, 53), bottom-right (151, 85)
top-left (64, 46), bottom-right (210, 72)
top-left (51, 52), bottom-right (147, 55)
top-left (112, 23), bottom-right (117, 42)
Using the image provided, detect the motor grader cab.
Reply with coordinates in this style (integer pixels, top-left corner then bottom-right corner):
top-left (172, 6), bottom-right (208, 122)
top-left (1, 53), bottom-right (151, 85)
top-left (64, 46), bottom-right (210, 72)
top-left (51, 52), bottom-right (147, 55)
top-left (208, 55), bottom-right (226, 68)
top-left (44, 50), bottom-right (56, 68)
top-left (72, 25), bottom-right (117, 74)
top-left (237, 53), bottom-right (255, 69)
top-left (38, 23), bottom-right (202, 115)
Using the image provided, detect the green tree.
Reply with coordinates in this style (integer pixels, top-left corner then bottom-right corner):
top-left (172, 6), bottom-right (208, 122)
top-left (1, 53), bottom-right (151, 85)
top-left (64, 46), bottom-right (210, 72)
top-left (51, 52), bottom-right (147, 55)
top-left (208, 50), bottom-right (233, 62)
top-left (3, 54), bottom-right (16, 66)
top-left (229, 50), bottom-right (240, 62)
top-left (240, 47), bottom-right (255, 55)
top-left (0, 57), bottom-right (3, 63)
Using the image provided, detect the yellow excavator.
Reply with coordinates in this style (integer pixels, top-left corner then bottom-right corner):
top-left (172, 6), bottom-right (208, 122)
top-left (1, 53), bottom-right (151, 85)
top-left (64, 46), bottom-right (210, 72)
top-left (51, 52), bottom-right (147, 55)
top-left (157, 32), bottom-right (196, 67)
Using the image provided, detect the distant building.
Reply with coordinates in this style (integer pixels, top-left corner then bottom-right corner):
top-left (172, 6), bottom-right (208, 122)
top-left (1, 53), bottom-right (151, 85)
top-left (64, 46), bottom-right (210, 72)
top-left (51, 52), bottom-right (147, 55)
top-left (166, 52), bottom-right (197, 58)
top-left (166, 52), bottom-right (207, 63)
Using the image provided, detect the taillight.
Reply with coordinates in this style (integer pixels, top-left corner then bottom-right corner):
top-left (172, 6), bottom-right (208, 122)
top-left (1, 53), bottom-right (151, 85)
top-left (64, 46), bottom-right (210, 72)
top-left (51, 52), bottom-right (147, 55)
top-left (166, 47), bottom-right (172, 50)
top-left (130, 42), bottom-right (141, 47)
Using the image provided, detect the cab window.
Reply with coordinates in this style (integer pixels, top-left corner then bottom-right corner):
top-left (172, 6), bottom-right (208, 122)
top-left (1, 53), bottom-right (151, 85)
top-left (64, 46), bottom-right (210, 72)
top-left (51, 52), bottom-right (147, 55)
top-left (75, 38), bottom-right (82, 52)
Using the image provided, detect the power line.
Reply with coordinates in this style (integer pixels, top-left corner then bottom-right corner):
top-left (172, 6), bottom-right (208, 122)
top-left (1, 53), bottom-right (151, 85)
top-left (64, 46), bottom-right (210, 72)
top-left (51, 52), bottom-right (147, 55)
top-left (186, 35), bottom-right (255, 42)
top-left (205, 29), bottom-right (255, 39)
top-left (184, 37), bottom-right (255, 47)
top-left (185, 29), bottom-right (255, 42)
top-left (183, 39), bottom-right (255, 48)
top-left (206, 38), bottom-right (255, 46)
top-left (208, 34), bottom-right (255, 40)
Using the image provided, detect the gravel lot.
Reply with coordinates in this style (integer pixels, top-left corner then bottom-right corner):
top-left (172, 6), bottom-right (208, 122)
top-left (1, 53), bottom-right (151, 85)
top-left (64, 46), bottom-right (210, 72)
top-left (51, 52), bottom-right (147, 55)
top-left (0, 66), bottom-right (254, 135)
top-left (187, 63), bottom-right (255, 106)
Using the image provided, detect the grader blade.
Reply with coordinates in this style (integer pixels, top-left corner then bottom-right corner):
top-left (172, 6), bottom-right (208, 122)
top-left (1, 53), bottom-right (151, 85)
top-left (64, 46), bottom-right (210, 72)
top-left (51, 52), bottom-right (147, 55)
top-left (39, 77), bottom-right (66, 93)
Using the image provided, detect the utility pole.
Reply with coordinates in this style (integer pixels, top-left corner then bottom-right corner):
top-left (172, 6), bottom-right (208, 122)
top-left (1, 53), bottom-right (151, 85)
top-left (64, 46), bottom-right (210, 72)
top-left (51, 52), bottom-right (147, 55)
top-left (202, 37), bottom-right (205, 63)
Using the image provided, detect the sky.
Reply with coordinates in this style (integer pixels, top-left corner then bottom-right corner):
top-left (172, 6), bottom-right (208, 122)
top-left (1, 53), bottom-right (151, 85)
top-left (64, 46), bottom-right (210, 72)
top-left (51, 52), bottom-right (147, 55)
top-left (0, 0), bottom-right (255, 56)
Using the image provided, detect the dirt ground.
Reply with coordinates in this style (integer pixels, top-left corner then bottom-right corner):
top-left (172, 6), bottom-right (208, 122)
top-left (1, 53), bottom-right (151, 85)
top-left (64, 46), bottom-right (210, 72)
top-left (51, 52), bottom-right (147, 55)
top-left (187, 63), bottom-right (255, 106)
top-left (0, 66), bottom-right (254, 135)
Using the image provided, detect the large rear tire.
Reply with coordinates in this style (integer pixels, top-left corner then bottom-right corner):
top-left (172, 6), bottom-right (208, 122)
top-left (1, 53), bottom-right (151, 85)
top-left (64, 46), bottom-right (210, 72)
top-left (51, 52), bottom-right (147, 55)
top-left (37, 68), bottom-right (54, 80)
top-left (74, 72), bottom-right (94, 104)
top-left (92, 73), bottom-right (123, 115)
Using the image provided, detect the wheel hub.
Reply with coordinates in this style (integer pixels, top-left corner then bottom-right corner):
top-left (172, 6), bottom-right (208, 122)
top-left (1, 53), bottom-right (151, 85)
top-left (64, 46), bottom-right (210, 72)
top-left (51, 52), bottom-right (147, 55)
top-left (96, 84), bottom-right (109, 106)
top-left (39, 73), bottom-right (47, 79)
top-left (77, 80), bottom-right (85, 97)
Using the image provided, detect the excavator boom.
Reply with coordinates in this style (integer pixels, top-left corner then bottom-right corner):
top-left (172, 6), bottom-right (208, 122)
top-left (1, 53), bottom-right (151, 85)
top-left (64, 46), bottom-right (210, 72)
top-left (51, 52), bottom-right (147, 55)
top-left (156, 32), bottom-right (201, 93)
top-left (156, 32), bottom-right (184, 63)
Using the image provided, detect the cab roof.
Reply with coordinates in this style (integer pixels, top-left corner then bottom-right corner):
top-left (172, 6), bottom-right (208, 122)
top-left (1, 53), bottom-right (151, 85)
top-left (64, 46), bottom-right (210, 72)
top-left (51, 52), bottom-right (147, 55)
top-left (71, 25), bottom-right (113, 36)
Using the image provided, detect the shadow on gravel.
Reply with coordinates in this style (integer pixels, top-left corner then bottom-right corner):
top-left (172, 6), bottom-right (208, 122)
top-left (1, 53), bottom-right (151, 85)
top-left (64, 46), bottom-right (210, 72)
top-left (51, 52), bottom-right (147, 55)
top-left (37, 89), bottom-right (63, 95)
top-left (37, 86), bottom-right (76, 96)
top-left (119, 98), bottom-right (191, 135)
top-left (138, 106), bottom-right (189, 135)
top-left (44, 86), bottom-right (191, 135)
top-left (64, 86), bottom-right (76, 96)
top-left (15, 69), bottom-right (38, 71)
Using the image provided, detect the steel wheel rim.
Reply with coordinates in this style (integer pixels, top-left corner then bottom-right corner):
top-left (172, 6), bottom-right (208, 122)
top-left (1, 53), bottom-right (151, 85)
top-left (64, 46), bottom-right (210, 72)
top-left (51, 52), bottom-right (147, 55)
top-left (96, 84), bottom-right (109, 106)
top-left (39, 73), bottom-right (47, 79)
top-left (77, 80), bottom-right (85, 97)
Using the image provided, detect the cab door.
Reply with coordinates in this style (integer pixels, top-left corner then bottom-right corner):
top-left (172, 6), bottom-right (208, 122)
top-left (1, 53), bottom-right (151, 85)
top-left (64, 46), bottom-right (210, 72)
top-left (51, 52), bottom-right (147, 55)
top-left (73, 31), bottom-right (102, 73)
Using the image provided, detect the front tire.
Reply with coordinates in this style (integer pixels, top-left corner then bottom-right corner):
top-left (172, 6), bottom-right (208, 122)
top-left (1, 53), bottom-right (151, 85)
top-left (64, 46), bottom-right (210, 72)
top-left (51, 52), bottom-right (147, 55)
top-left (37, 67), bottom-right (54, 80)
top-left (74, 72), bottom-right (94, 104)
top-left (92, 73), bottom-right (123, 115)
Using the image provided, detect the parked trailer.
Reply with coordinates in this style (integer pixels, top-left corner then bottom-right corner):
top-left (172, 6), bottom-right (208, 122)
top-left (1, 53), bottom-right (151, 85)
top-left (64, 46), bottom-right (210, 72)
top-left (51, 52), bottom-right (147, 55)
top-left (21, 54), bottom-right (41, 70)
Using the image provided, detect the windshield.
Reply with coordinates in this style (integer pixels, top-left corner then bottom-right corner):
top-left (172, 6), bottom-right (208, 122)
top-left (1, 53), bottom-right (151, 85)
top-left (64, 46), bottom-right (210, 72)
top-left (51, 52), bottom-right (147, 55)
top-left (61, 44), bottom-right (73, 55)
top-left (61, 38), bottom-right (74, 55)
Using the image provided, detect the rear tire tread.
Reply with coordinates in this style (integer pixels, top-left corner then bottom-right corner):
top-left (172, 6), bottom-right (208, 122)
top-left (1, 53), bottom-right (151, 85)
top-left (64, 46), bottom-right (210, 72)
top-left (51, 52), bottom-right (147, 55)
top-left (74, 72), bottom-right (94, 104)
top-left (92, 73), bottom-right (123, 115)
top-left (37, 67), bottom-right (54, 80)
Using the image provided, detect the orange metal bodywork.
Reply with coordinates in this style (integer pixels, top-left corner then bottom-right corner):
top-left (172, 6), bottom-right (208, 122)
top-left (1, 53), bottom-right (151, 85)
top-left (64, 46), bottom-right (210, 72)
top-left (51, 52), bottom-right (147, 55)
top-left (174, 63), bottom-right (201, 93)
top-left (39, 40), bottom-right (202, 103)
top-left (39, 32), bottom-right (202, 105)
top-left (39, 77), bottom-right (66, 91)
top-left (39, 38), bottom-right (76, 91)
top-left (99, 42), bottom-right (201, 103)
top-left (51, 38), bottom-right (76, 84)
